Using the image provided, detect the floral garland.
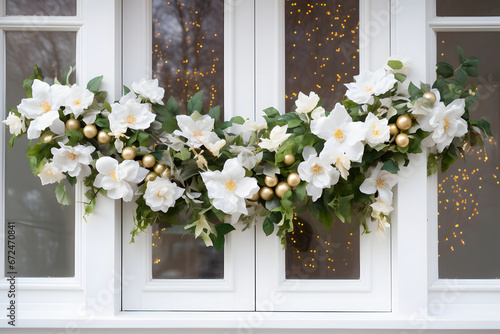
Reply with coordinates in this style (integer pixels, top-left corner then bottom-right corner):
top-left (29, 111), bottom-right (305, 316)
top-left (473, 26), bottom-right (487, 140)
top-left (3, 48), bottom-right (491, 250)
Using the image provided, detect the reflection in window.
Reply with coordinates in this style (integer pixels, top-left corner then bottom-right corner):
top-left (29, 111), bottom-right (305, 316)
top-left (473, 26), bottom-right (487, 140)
top-left (285, 0), bottom-right (359, 112)
top-left (286, 208), bottom-right (360, 280)
top-left (436, 0), bottom-right (500, 17)
top-left (152, 0), bottom-right (224, 114)
top-left (6, 0), bottom-right (77, 16)
top-left (4, 31), bottom-right (76, 277)
top-left (152, 224), bottom-right (224, 279)
top-left (437, 32), bottom-right (500, 279)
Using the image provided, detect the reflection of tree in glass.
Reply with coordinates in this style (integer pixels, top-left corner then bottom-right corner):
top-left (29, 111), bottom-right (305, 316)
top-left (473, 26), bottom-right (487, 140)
top-left (153, 0), bottom-right (224, 114)
top-left (6, 0), bottom-right (76, 16)
top-left (285, 0), bottom-right (359, 113)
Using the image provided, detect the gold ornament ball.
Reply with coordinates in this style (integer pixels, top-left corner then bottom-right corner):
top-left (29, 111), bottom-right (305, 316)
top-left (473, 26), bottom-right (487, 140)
top-left (395, 133), bottom-right (410, 148)
top-left (249, 191), bottom-right (260, 201)
top-left (65, 118), bottom-right (81, 131)
top-left (154, 163), bottom-right (167, 175)
top-left (423, 91), bottom-right (437, 103)
top-left (389, 123), bottom-right (399, 136)
top-left (144, 171), bottom-right (159, 183)
top-left (96, 131), bottom-right (112, 144)
top-left (396, 114), bottom-right (412, 131)
top-left (287, 172), bottom-right (301, 187)
top-left (83, 124), bottom-right (98, 138)
top-left (275, 181), bottom-right (291, 199)
top-left (41, 132), bottom-right (55, 143)
top-left (161, 167), bottom-right (172, 179)
top-left (283, 154), bottom-right (296, 166)
top-left (142, 154), bottom-right (156, 168)
top-left (259, 186), bottom-right (274, 201)
top-left (264, 175), bottom-right (279, 188)
top-left (121, 147), bottom-right (136, 160)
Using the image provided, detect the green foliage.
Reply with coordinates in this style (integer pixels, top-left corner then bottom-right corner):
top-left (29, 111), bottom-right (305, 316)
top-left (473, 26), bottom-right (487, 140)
top-left (187, 90), bottom-right (204, 114)
top-left (55, 182), bottom-right (71, 205)
top-left (87, 75), bottom-right (103, 93)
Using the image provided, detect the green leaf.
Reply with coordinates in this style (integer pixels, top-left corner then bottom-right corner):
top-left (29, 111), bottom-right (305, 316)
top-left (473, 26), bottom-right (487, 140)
top-left (8, 136), bottom-right (15, 150)
top-left (441, 145), bottom-right (458, 173)
top-left (436, 62), bottom-right (454, 78)
top-left (455, 67), bottom-right (468, 85)
top-left (457, 45), bottom-right (464, 64)
top-left (387, 60), bottom-right (403, 70)
top-left (174, 147), bottom-right (191, 160)
top-left (262, 217), bottom-right (275, 236)
top-left (85, 198), bottom-right (96, 215)
top-left (263, 107), bottom-right (280, 118)
top-left (215, 223), bottom-right (236, 236)
top-left (408, 82), bottom-right (423, 98)
top-left (294, 181), bottom-right (307, 201)
top-left (427, 153), bottom-right (439, 176)
top-left (94, 117), bottom-right (110, 129)
top-left (166, 96), bottom-right (179, 114)
top-left (66, 129), bottom-right (84, 146)
top-left (187, 90), bottom-right (204, 114)
top-left (476, 119), bottom-right (492, 137)
top-left (123, 85), bottom-right (131, 95)
top-left (55, 182), bottom-right (71, 205)
top-left (230, 116), bottom-right (245, 125)
top-left (394, 73), bottom-right (407, 83)
top-left (208, 106), bottom-right (221, 123)
top-left (162, 117), bottom-right (178, 133)
top-left (287, 118), bottom-right (302, 128)
top-left (381, 160), bottom-right (399, 173)
top-left (87, 75), bottom-right (103, 93)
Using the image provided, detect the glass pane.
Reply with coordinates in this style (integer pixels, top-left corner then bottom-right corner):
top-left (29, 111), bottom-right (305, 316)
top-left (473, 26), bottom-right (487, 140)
top-left (437, 32), bottom-right (500, 279)
top-left (151, 0), bottom-right (224, 279)
top-left (4, 31), bottom-right (76, 277)
top-left (286, 209), bottom-right (360, 279)
top-left (285, 0), bottom-right (359, 112)
top-left (152, 224), bottom-right (223, 279)
top-left (5, 0), bottom-right (77, 16)
top-left (436, 0), bottom-right (500, 17)
top-left (152, 0), bottom-right (224, 114)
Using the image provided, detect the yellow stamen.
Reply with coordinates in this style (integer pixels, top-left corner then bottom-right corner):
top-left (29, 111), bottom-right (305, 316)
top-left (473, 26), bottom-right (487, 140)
top-left (371, 123), bottom-right (380, 136)
top-left (333, 128), bottom-right (345, 142)
top-left (312, 163), bottom-right (323, 175)
top-left (225, 180), bottom-right (237, 192)
top-left (110, 170), bottom-right (118, 181)
top-left (39, 101), bottom-right (51, 113)
top-left (126, 114), bottom-right (137, 125)
top-left (365, 85), bottom-right (374, 92)
top-left (68, 153), bottom-right (77, 160)
top-left (156, 191), bottom-right (163, 198)
top-left (443, 118), bottom-right (450, 131)
top-left (193, 131), bottom-right (203, 140)
top-left (376, 178), bottom-right (386, 189)
top-left (75, 99), bottom-right (81, 105)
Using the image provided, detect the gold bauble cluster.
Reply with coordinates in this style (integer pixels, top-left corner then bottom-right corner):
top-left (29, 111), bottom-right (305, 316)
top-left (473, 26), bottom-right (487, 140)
top-left (251, 166), bottom-right (301, 201)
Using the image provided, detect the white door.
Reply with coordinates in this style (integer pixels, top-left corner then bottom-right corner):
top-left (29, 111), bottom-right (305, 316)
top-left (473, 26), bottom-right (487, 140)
top-left (122, 0), bottom-right (391, 312)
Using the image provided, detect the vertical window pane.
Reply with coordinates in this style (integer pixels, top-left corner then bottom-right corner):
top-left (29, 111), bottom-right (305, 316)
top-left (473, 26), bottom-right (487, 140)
top-left (285, 0), bottom-right (359, 112)
top-left (437, 32), bottom-right (500, 279)
top-left (152, 0), bottom-right (224, 115)
top-left (4, 31), bottom-right (77, 277)
top-left (151, 0), bottom-right (224, 279)
top-left (436, 0), bottom-right (500, 17)
top-left (284, 0), bottom-right (360, 279)
top-left (5, 0), bottom-right (77, 16)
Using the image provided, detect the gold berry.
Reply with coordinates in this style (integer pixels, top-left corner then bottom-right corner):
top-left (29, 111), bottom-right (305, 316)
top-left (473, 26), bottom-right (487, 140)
top-left (264, 175), bottom-right (279, 188)
top-left (144, 171), bottom-right (159, 183)
top-left (395, 133), bottom-right (410, 147)
top-left (121, 147), bottom-right (136, 160)
top-left (423, 91), bottom-right (437, 103)
top-left (283, 154), bottom-right (296, 166)
top-left (287, 172), bottom-right (301, 187)
top-left (275, 181), bottom-right (291, 199)
top-left (396, 114), bottom-right (412, 131)
top-left (142, 154), bottom-right (156, 168)
top-left (389, 123), bottom-right (399, 136)
top-left (96, 130), bottom-right (112, 144)
top-left (65, 118), bottom-right (81, 131)
top-left (153, 163), bottom-right (167, 175)
top-left (41, 131), bottom-right (55, 143)
top-left (83, 124), bottom-right (98, 138)
top-left (259, 186), bottom-right (274, 201)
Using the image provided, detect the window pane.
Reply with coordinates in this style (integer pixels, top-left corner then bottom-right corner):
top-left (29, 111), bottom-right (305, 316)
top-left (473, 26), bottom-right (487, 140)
top-left (5, 0), bottom-right (77, 16)
top-left (285, 0), bottom-right (359, 112)
top-left (152, 224), bottom-right (223, 279)
top-left (286, 209), bottom-right (360, 279)
top-left (151, 0), bottom-right (224, 279)
top-left (4, 31), bottom-right (77, 277)
top-left (437, 32), bottom-right (500, 279)
top-left (152, 0), bottom-right (224, 115)
top-left (436, 0), bottom-right (500, 17)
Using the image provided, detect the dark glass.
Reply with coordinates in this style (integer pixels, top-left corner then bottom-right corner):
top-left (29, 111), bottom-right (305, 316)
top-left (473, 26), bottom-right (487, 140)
top-left (6, 0), bottom-right (77, 16)
top-left (4, 31), bottom-right (76, 277)
top-left (285, 0), bottom-right (359, 112)
top-left (437, 0), bottom-right (500, 17)
top-left (152, 224), bottom-right (224, 279)
top-left (286, 208), bottom-right (360, 279)
top-left (152, 0), bottom-right (224, 114)
top-left (437, 32), bottom-right (500, 279)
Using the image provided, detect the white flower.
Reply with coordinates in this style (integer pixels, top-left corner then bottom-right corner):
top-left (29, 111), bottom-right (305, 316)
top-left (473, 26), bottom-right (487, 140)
top-left (409, 89), bottom-right (440, 116)
top-left (184, 214), bottom-right (216, 247)
top-left (370, 197), bottom-right (394, 232)
top-left (64, 84), bottom-right (94, 117)
top-left (364, 112), bottom-right (390, 147)
top-left (344, 69), bottom-right (398, 104)
top-left (81, 109), bottom-right (101, 124)
top-left (319, 141), bottom-right (351, 180)
top-left (298, 146), bottom-right (340, 201)
top-left (161, 133), bottom-right (185, 151)
top-left (51, 144), bottom-right (95, 178)
top-left (359, 162), bottom-right (398, 204)
top-left (310, 103), bottom-right (367, 162)
top-left (204, 138), bottom-right (226, 157)
top-left (229, 145), bottom-right (263, 170)
top-left (94, 157), bottom-right (149, 202)
top-left (311, 107), bottom-right (325, 120)
top-left (109, 95), bottom-right (156, 133)
top-left (132, 78), bottom-right (165, 105)
top-left (258, 125), bottom-right (291, 152)
top-left (200, 158), bottom-right (259, 218)
top-left (144, 177), bottom-right (184, 212)
top-left (17, 80), bottom-right (70, 139)
top-left (417, 98), bottom-right (467, 153)
top-left (384, 57), bottom-right (412, 75)
top-left (3, 112), bottom-right (26, 136)
top-left (226, 118), bottom-right (267, 142)
top-left (174, 114), bottom-right (219, 148)
top-left (295, 91), bottom-right (320, 114)
top-left (38, 162), bottom-right (65, 185)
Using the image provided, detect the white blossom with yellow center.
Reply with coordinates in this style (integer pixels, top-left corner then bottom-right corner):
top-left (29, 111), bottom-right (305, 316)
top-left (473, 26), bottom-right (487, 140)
top-left (295, 91), bottom-right (320, 114)
top-left (63, 84), bottom-right (94, 117)
top-left (364, 112), bottom-right (390, 147)
top-left (51, 143), bottom-right (95, 178)
top-left (174, 114), bottom-right (220, 149)
top-left (109, 92), bottom-right (156, 133)
top-left (344, 68), bottom-right (398, 105)
top-left (144, 177), bottom-right (184, 213)
top-left (200, 158), bottom-right (259, 220)
top-left (38, 162), bottom-right (65, 185)
top-left (359, 162), bottom-right (398, 204)
top-left (258, 124), bottom-right (292, 153)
